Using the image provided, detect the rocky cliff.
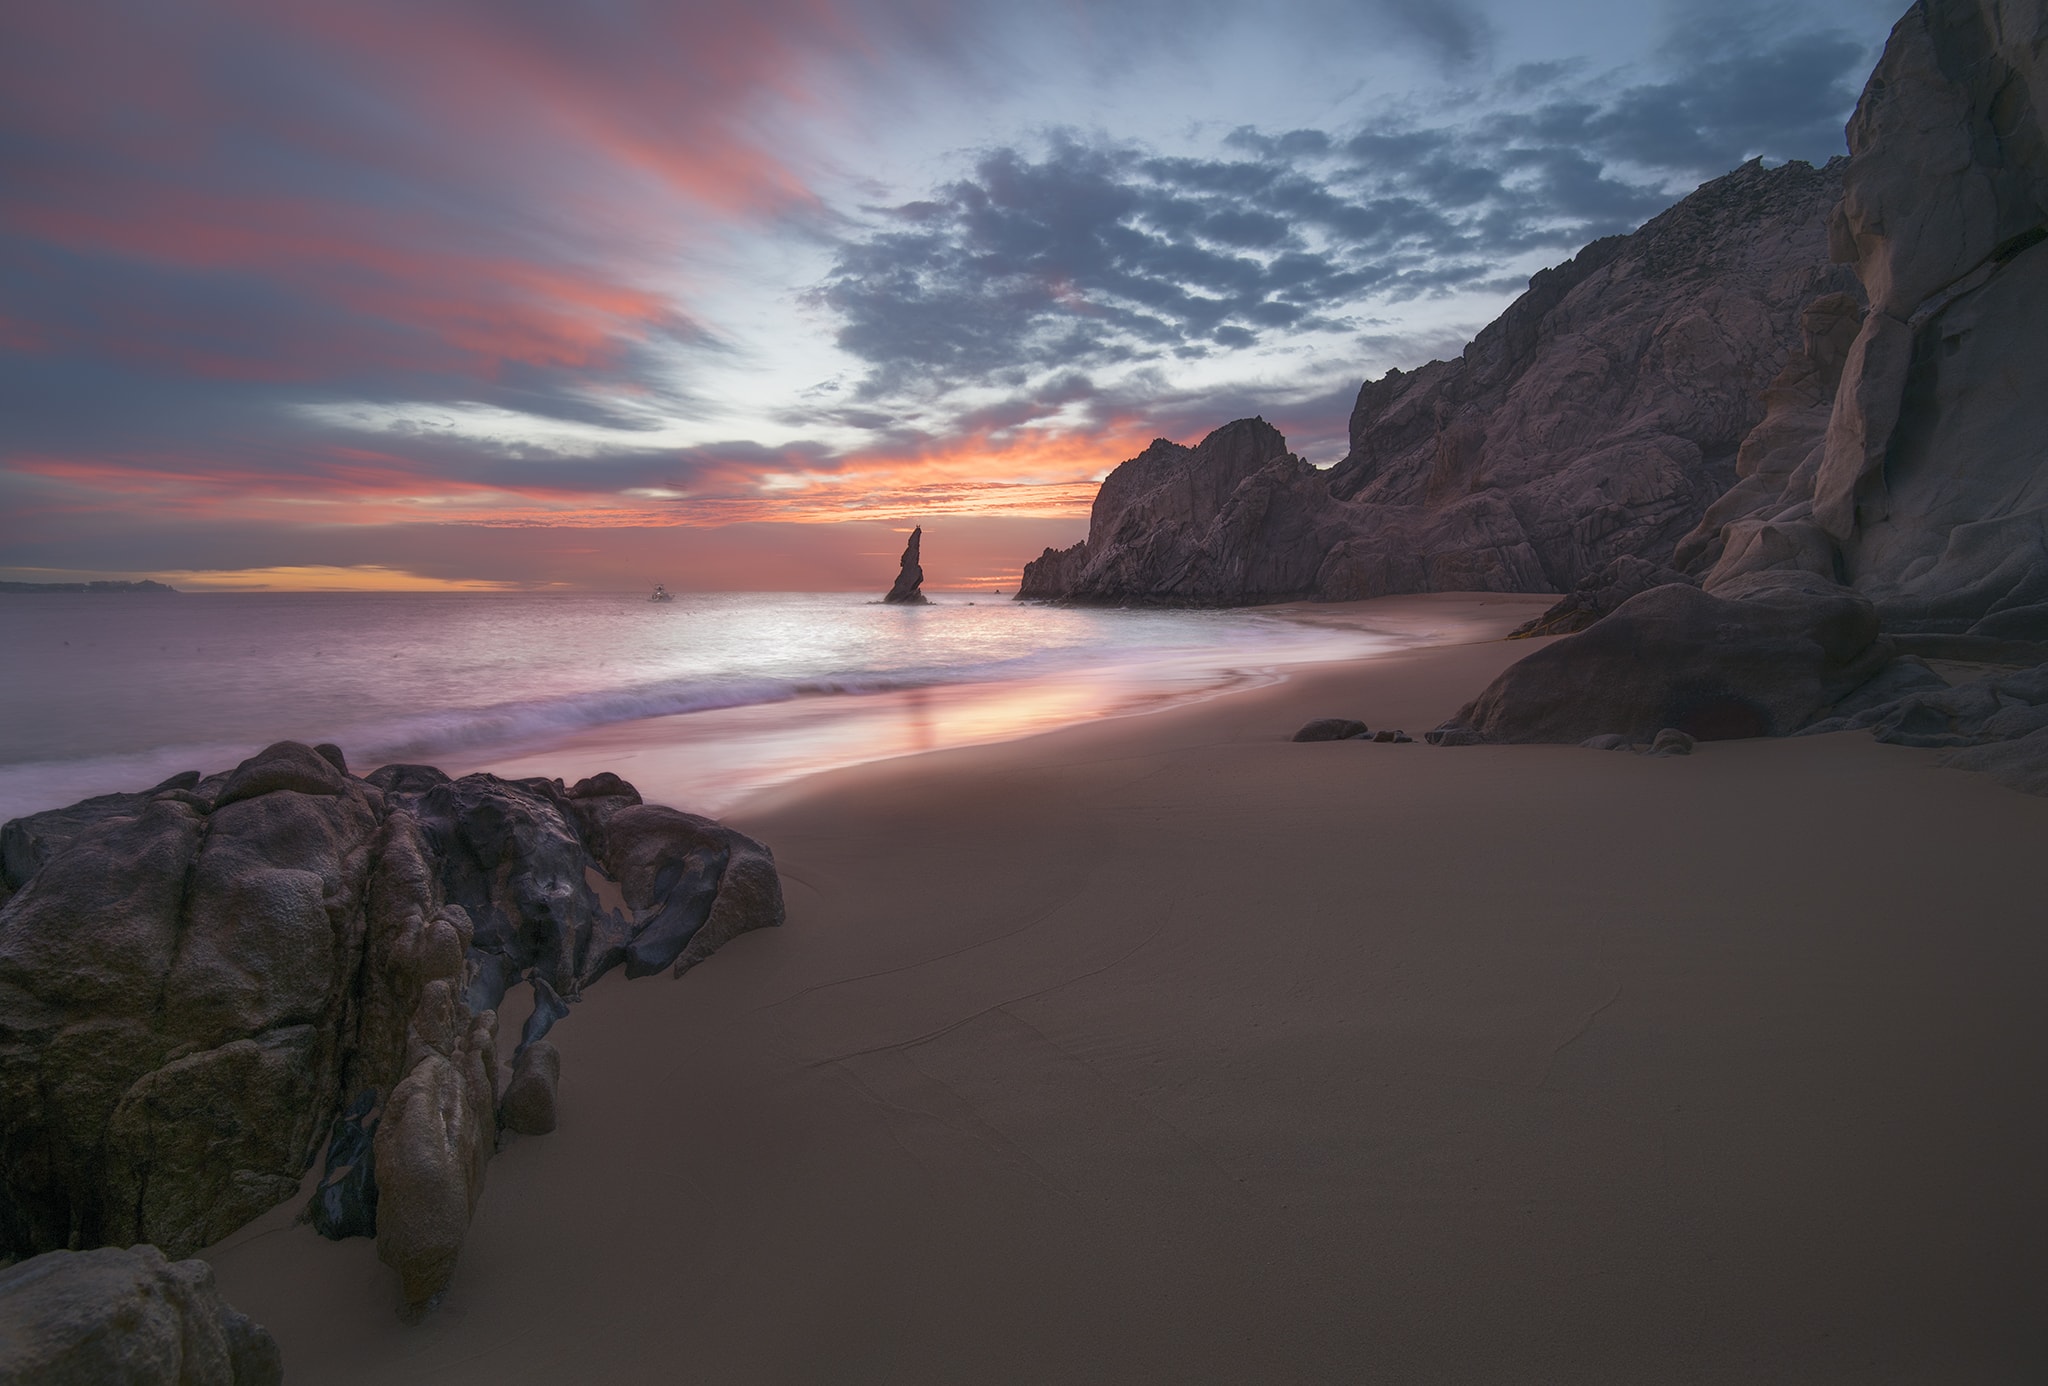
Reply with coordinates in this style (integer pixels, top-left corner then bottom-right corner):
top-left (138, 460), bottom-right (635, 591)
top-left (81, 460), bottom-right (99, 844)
top-left (1429, 0), bottom-right (2048, 780)
top-left (1019, 418), bottom-right (1334, 603)
top-left (1019, 158), bottom-right (1857, 605)
top-left (1684, 0), bottom-right (2048, 644)
top-left (0, 744), bottom-right (783, 1317)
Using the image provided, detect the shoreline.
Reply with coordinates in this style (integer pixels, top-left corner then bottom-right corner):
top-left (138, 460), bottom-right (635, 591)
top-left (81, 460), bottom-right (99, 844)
top-left (465, 593), bottom-right (1515, 818)
top-left (0, 591), bottom-right (1429, 825)
top-left (202, 592), bottom-right (2048, 1381)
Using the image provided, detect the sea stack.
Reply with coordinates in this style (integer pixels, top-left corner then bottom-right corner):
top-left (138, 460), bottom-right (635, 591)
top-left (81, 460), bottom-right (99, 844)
top-left (884, 526), bottom-right (930, 604)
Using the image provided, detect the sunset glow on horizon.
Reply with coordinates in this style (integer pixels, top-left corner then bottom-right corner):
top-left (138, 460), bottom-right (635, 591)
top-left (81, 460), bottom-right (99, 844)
top-left (2, 0), bottom-right (1900, 591)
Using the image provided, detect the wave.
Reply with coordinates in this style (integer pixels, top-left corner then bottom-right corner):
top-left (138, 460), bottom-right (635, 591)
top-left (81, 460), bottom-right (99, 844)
top-left (0, 617), bottom-right (1403, 822)
top-left (353, 666), bottom-right (1010, 763)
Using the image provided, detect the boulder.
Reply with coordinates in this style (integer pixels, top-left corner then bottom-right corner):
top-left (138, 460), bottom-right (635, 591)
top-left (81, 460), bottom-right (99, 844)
top-left (596, 804), bottom-right (786, 978)
top-left (0, 746), bottom-right (784, 1318)
top-left (1508, 556), bottom-right (1700, 638)
top-left (0, 1244), bottom-right (281, 1386)
top-left (1581, 735), bottom-right (1637, 752)
top-left (1649, 729), bottom-right (1697, 757)
top-left (1944, 727), bottom-right (2048, 796)
top-left (498, 1040), bottom-right (561, 1137)
top-left (1293, 718), bottom-right (1368, 742)
top-left (1019, 159), bottom-right (1855, 605)
top-left (1799, 660), bottom-right (2048, 748)
top-left (373, 1005), bottom-right (498, 1318)
top-left (1428, 577), bottom-right (1892, 745)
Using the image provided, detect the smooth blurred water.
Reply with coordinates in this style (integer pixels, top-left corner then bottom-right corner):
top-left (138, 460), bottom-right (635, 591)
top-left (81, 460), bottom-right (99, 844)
top-left (0, 590), bottom-right (1404, 820)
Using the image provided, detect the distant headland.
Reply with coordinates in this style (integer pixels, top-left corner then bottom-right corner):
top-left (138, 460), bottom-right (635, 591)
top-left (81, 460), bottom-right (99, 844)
top-left (0, 579), bottom-right (178, 594)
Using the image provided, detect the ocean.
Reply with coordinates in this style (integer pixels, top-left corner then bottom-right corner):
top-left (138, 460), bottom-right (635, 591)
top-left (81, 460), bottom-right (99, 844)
top-left (0, 590), bottom-right (1410, 823)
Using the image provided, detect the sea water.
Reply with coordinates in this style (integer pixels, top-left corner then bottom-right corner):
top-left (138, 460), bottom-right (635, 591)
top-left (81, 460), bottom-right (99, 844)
top-left (0, 590), bottom-right (1407, 821)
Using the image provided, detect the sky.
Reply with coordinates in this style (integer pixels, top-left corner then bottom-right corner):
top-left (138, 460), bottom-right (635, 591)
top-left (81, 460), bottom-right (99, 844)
top-left (0, 0), bottom-right (1904, 591)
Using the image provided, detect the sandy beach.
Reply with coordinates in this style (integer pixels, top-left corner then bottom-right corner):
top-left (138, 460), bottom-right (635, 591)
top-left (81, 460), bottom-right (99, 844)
top-left (203, 594), bottom-right (2048, 1382)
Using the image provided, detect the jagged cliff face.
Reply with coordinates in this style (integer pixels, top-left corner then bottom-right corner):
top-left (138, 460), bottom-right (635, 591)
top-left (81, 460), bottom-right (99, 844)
top-left (1020, 159), bottom-right (1855, 606)
top-left (1325, 157), bottom-right (1858, 596)
top-left (1018, 418), bottom-right (1337, 603)
top-left (1689, 0), bottom-right (2048, 641)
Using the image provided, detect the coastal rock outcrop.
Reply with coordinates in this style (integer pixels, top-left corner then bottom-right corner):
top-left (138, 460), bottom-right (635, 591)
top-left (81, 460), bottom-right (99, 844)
top-left (1292, 718), bottom-right (1368, 742)
top-left (1419, 0), bottom-right (2048, 791)
top-left (1323, 157), bottom-right (1858, 597)
top-left (1019, 418), bottom-right (1341, 604)
top-left (1506, 555), bottom-right (1698, 638)
top-left (1019, 159), bottom-right (1856, 605)
top-left (1426, 575), bottom-right (1893, 745)
top-left (0, 743), bottom-right (784, 1317)
top-left (1683, 0), bottom-right (2048, 641)
top-left (0, 1245), bottom-right (281, 1385)
top-left (884, 526), bottom-right (930, 604)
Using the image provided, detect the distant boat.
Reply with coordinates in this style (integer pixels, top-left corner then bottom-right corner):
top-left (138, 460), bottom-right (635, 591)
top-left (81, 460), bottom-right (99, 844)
top-left (649, 584), bottom-right (675, 603)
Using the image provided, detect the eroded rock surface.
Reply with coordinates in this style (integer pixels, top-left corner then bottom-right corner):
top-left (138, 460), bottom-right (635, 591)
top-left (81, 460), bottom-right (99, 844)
top-left (0, 1244), bottom-right (281, 1386)
top-left (0, 744), bottom-right (784, 1316)
top-left (1018, 160), bottom-right (1854, 606)
top-left (1427, 575), bottom-right (1893, 745)
top-left (1507, 556), bottom-right (1699, 638)
top-left (1686, 0), bottom-right (2048, 639)
top-left (884, 526), bottom-right (930, 604)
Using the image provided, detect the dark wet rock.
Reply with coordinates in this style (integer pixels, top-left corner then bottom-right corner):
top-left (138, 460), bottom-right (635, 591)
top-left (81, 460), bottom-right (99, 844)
top-left (1370, 729), bottom-right (1398, 743)
top-left (1428, 576), bottom-right (1891, 745)
top-left (0, 1244), bottom-right (281, 1386)
top-left (1800, 660), bottom-right (2048, 747)
top-left (461, 947), bottom-right (518, 1015)
top-left (1649, 728), bottom-right (1697, 756)
top-left (1581, 734), bottom-right (1637, 751)
top-left (312, 743), bottom-right (348, 774)
top-left (576, 902), bottom-right (637, 991)
top-left (600, 804), bottom-right (785, 978)
top-left (1809, 655), bottom-right (1953, 725)
top-left (884, 525), bottom-right (930, 604)
top-left (1508, 558), bottom-right (1698, 639)
top-left (518, 975), bottom-right (570, 1051)
top-left (0, 744), bottom-right (782, 1318)
top-left (365, 763), bottom-right (451, 795)
top-left (1944, 726), bottom-right (2048, 796)
top-left (374, 1000), bottom-right (497, 1318)
top-left (1019, 419), bottom-right (1332, 604)
top-left (1795, 656), bottom-right (2048, 795)
top-left (498, 1040), bottom-right (561, 1137)
top-left (309, 1091), bottom-right (380, 1241)
top-left (1293, 718), bottom-right (1368, 742)
top-left (211, 738), bottom-right (351, 808)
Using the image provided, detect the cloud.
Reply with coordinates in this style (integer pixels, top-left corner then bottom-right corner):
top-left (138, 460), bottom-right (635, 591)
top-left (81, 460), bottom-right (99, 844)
top-left (0, 0), bottom-right (1887, 590)
top-left (808, 10), bottom-right (1875, 462)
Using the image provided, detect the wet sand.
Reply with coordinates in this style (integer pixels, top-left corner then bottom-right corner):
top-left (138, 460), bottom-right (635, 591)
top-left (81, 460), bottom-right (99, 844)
top-left (205, 593), bottom-right (2048, 1382)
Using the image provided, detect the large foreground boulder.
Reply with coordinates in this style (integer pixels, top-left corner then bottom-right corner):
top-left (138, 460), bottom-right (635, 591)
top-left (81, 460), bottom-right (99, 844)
top-left (0, 743), bottom-right (784, 1317)
top-left (0, 1245), bottom-right (280, 1385)
top-left (1428, 576), bottom-right (1892, 744)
